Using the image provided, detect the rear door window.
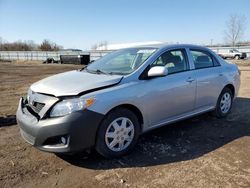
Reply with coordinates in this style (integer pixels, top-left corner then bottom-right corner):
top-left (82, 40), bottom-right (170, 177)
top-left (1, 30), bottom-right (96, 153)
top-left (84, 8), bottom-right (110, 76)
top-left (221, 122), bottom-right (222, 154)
top-left (190, 50), bottom-right (215, 69)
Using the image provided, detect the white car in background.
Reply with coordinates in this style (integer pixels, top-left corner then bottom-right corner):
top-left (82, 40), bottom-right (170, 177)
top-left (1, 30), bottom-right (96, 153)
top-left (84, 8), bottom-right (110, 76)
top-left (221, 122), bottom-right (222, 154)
top-left (217, 49), bottom-right (246, 59)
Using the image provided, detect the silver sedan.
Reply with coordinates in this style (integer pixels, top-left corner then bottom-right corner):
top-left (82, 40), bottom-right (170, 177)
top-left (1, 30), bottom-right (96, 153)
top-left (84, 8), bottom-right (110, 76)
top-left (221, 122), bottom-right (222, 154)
top-left (16, 44), bottom-right (240, 158)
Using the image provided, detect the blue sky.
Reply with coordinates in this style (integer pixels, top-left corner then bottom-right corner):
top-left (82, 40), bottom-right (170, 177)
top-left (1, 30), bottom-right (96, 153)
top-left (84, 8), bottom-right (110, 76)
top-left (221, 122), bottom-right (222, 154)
top-left (0, 0), bottom-right (249, 50)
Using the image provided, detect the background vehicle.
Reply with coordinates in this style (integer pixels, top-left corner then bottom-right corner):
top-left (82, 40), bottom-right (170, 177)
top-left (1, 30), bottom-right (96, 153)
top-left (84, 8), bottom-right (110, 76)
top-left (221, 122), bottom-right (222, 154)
top-left (60, 55), bottom-right (90, 65)
top-left (217, 49), bottom-right (247, 59)
top-left (16, 44), bottom-right (240, 158)
top-left (43, 55), bottom-right (90, 64)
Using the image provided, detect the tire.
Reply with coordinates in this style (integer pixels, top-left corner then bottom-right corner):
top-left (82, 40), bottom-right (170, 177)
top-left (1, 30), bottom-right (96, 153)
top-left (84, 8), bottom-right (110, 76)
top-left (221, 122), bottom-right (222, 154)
top-left (234, 55), bottom-right (240, 60)
top-left (95, 108), bottom-right (140, 158)
top-left (213, 87), bottom-right (233, 118)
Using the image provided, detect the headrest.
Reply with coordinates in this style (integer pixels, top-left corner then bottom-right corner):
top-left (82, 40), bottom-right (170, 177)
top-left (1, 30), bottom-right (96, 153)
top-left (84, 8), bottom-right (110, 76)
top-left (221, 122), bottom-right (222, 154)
top-left (170, 56), bottom-right (181, 64)
top-left (196, 55), bottom-right (209, 63)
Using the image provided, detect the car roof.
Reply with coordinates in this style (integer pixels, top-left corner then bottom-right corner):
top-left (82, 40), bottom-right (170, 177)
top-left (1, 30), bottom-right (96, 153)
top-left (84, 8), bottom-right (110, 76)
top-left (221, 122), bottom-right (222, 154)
top-left (132, 43), bottom-right (210, 50)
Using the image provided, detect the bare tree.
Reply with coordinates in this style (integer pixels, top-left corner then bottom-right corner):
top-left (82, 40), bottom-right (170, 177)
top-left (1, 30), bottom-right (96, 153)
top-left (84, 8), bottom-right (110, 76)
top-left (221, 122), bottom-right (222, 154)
top-left (0, 37), bottom-right (2, 49)
top-left (224, 14), bottom-right (247, 46)
top-left (39, 39), bottom-right (62, 51)
top-left (39, 39), bottom-right (53, 51)
top-left (26, 40), bottom-right (38, 50)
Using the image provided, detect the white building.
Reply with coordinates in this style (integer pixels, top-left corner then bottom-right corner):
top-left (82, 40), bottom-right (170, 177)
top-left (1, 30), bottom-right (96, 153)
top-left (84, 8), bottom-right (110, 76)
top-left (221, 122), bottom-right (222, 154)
top-left (96, 41), bottom-right (164, 50)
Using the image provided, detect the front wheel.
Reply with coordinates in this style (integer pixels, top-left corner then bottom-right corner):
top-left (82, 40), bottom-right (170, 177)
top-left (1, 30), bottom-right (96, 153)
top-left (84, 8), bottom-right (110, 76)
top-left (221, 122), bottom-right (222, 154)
top-left (213, 87), bottom-right (233, 118)
top-left (95, 108), bottom-right (140, 158)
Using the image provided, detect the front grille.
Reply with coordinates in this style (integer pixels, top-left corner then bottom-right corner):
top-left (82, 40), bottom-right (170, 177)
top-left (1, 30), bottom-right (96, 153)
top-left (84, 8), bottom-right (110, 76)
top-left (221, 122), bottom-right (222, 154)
top-left (242, 53), bottom-right (247, 58)
top-left (23, 96), bottom-right (45, 115)
top-left (24, 89), bottom-right (58, 119)
top-left (31, 102), bottom-right (45, 114)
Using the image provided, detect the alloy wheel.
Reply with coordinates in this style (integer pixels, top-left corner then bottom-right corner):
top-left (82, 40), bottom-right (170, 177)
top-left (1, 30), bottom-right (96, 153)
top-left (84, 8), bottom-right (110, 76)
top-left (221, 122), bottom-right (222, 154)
top-left (220, 92), bottom-right (231, 114)
top-left (105, 117), bottom-right (135, 152)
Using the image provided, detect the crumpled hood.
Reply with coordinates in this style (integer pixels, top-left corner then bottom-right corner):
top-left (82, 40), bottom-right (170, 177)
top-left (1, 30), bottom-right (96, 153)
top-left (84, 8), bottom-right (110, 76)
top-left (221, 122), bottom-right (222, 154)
top-left (30, 70), bottom-right (123, 97)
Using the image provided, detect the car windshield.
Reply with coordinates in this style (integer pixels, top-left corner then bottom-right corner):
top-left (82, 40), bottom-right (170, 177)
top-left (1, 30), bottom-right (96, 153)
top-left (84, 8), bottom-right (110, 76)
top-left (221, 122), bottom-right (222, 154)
top-left (85, 48), bottom-right (157, 75)
top-left (232, 49), bottom-right (239, 52)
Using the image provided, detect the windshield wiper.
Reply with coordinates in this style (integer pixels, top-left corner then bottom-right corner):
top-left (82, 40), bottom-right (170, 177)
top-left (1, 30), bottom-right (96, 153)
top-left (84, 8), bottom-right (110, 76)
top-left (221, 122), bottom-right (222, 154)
top-left (84, 67), bottom-right (126, 75)
top-left (107, 71), bottom-right (127, 75)
top-left (85, 68), bottom-right (108, 75)
top-left (96, 69), bottom-right (108, 74)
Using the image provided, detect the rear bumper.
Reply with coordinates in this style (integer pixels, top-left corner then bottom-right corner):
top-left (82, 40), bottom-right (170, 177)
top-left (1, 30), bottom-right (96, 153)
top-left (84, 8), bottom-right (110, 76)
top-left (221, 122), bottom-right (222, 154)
top-left (16, 98), bottom-right (104, 153)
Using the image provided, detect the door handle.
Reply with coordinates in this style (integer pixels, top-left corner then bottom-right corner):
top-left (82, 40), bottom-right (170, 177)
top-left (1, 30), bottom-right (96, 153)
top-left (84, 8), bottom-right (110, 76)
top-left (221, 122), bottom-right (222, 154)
top-left (186, 77), bottom-right (195, 83)
top-left (219, 73), bottom-right (223, 76)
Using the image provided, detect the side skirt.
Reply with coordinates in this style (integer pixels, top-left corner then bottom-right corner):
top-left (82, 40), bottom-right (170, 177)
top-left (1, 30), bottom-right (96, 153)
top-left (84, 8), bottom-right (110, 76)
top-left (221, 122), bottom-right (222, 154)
top-left (143, 106), bottom-right (215, 133)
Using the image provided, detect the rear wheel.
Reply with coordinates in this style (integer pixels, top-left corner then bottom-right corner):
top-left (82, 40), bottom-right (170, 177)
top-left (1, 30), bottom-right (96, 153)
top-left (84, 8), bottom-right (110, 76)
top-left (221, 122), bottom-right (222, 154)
top-left (214, 87), bottom-right (233, 118)
top-left (95, 108), bottom-right (140, 158)
top-left (234, 55), bottom-right (240, 60)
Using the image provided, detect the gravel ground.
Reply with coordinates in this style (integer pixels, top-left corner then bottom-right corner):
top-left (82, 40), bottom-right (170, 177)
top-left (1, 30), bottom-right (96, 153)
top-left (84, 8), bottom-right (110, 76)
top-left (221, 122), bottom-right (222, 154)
top-left (0, 61), bottom-right (249, 188)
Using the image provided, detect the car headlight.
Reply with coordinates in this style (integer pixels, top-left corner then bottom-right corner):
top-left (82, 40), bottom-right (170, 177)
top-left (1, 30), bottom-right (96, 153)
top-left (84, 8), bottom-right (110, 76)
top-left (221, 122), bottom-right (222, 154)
top-left (50, 97), bottom-right (95, 117)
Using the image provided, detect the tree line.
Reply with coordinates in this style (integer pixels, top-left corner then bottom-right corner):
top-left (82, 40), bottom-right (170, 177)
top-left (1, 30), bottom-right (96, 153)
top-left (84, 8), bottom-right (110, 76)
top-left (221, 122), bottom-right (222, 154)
top-left (0, 39), bottom-right (63, 51)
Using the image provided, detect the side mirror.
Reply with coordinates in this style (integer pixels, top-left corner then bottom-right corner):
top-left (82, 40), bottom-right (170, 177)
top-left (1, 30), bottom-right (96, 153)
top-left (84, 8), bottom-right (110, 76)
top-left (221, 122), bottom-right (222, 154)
top-left (147, 66), bottom-right (168, 77)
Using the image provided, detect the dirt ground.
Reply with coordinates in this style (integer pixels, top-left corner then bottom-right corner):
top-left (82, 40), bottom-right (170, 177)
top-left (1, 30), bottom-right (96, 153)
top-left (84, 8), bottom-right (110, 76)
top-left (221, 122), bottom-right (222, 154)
top-left (0, 60), bottom-right (250, 188)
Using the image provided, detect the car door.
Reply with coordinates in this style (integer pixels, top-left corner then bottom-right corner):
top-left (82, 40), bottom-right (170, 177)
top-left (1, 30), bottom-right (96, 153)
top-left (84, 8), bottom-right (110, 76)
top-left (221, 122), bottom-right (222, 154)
top-left (142, 48), bottom-right (196, 128)
top-left (188, 49), bottom-right (224, 110)
top-left (229, 49), bottom-right (235, 58)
